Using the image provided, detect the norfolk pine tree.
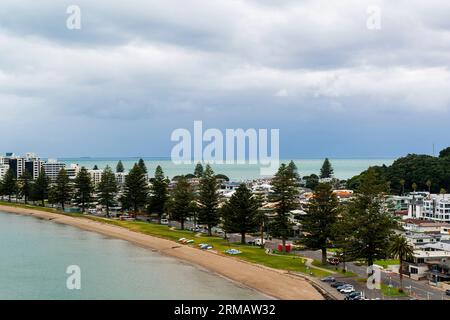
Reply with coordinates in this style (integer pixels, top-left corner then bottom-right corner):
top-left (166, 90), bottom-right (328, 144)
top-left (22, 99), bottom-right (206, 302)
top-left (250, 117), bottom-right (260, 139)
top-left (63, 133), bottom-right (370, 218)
top-left (138, 158), bottom-right (148, 174)
top-left (340, 168), bottom-right (396, 267)
top-left (50, 168), bottom-right (73, 211)
top-left (123, 163), bottom-right (149, 214)
top-left (169, 175), bottom-right (194, 230)
top-left (222, 184), bottom-right (259, 244)
top-left (32, 168), bottom-right (50, 206)
top-left (148, 165), bottom-right (169, 222)
top-left (198, 164), bottom-right (219, 236)
top-left (74, 167), bottom-right (94, 213)
top-left (18, 171), bottom-right (33, 204)
top-left (194, 162), bottom-right (204, 178)
top-left (97, 166), bottom-right (118, 217)
top-left (320, 158), bottom-right (334, 179)
top-left (302, 183), bottom-right (339, 264)
top-left (1, 168), bottom-right (17, 202)
top-left (270, 162), bottom-right (300, 251)
top-left (116, 160), bottom-right (125, 173)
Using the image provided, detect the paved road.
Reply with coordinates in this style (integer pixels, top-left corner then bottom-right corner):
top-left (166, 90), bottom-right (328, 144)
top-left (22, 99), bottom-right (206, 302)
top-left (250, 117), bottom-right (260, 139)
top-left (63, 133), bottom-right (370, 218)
top-left (299, 249), bottom-right (450, 300)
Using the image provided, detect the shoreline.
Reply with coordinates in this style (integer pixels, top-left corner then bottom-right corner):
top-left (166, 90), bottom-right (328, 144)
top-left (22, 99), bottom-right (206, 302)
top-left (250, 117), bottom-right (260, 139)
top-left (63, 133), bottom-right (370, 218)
top-left (0, 205), bottom-right (323, 300)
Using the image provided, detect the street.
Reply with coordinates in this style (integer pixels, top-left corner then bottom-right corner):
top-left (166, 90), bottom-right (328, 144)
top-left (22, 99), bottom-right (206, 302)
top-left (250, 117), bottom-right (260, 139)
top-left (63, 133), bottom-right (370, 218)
top-left (298, 249), bottom-right (450, 300)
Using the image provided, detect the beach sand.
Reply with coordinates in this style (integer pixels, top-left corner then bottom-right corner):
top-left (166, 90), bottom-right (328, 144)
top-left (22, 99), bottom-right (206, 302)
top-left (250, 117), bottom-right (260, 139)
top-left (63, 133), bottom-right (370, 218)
top-left (0, 205), bottom-right (323, 300)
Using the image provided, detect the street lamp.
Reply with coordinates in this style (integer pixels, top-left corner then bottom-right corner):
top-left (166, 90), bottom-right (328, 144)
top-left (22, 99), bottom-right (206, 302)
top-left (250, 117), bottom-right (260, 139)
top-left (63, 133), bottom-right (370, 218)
top-left (388, 276), bottom-right (393, 296)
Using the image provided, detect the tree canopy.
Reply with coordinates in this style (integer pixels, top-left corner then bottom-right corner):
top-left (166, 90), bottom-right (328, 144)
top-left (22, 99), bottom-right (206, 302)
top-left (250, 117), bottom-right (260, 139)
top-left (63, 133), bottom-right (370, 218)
top-left (168, 175), bottom-right (194, 230)
top-left (302, 183), bottom-right (339, 264)
top-left (194, 162), bottom-right (204, 177)
top-left (222, 184), bottom-right (259, 244)
top-left (340, 168), bottom-right (396, 266)
top-left (320, 158), bottom-right (334, 179)
top-left (197, 164), bottom-right (219, 236)
top-left (116, 160), bottom-right (125, 173)
top-left (74, 167), bottom-right (94, 212)
top-left (138, 158), bottom-right (147, 174)
top-left (148, 165), bottom-right (169, 220)
top-left (122, 163), bottom-right (149, 214)
top-left (269, 162), bottom-right (299, 250)
top-left (347, 150), bottom-right (450, 194)
top-left (49, 168), bottom-right (73, 211)
top-left (97, 166), bottom-right (118, 217)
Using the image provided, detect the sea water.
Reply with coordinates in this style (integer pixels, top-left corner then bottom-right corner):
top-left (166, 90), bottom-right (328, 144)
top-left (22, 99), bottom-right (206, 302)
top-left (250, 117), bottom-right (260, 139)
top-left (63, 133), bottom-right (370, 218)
top-left (0, 212), bottom-right (267, 300)
top-left (59, 158), bottom-right (393, 180)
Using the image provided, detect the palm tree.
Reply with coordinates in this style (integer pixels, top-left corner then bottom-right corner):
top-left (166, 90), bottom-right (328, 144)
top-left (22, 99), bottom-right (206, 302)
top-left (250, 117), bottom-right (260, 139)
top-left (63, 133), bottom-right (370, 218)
top-left (426, 179), bottom-right (432, 193)
top-left (412, 182), bottom-right (417, 193)
top-left (389, 235), bottom-right (414, 293)
top-left (399, 179), bottom-right (405, 195)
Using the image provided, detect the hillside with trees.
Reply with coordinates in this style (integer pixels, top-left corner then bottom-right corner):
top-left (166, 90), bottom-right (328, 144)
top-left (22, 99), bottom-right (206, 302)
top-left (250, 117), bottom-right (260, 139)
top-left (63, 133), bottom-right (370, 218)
top-left (347, 148), bottom-right (450, 194)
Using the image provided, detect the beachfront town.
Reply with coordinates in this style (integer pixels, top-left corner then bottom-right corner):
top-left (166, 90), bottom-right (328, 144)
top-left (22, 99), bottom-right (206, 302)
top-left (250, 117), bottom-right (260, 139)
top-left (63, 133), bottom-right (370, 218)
top-left (1, 151), bottom-right (450, 300)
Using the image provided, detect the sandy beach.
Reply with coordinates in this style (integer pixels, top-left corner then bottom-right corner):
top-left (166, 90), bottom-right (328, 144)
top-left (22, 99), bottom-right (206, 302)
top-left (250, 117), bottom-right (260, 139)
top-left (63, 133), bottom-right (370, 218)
top-left (0, 205), bottom-right (323, 300)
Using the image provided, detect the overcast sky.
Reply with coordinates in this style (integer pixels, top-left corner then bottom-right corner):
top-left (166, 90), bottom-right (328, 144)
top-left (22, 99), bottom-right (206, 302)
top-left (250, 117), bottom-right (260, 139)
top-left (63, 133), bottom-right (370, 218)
top-left (1, 0), bottom-right (449, 158)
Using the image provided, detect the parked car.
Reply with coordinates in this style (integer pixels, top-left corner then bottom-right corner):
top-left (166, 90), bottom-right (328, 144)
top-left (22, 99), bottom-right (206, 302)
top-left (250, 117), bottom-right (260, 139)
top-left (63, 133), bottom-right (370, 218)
top-left (320, 276), bottom-right (336, 283)
top-left (160, 219), bottom-right (169, 225)
top-left (344, 292), bottom-right (362, 300)
top-left (336, 284), bottom-right (351, 291)
top-left (331, 281), bottom-right (346, 288)
top-left (340, 286), bottom-right (355, 294)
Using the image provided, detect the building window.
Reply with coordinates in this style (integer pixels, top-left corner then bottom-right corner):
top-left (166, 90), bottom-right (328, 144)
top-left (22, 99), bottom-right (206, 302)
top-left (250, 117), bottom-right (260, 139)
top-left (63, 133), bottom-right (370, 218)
top-left (410, 267), bottom-right (418, 274)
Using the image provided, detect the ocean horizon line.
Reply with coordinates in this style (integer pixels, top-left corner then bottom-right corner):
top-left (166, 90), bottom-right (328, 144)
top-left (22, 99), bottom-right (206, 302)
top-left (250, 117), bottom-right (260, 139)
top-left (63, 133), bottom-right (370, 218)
top-left (51, 156), bottom-right (397, 161)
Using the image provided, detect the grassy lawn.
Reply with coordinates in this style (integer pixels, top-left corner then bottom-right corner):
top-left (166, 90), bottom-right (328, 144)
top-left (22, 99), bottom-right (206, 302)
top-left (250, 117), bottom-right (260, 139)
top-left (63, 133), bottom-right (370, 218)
top-left (86, 217), bottom-right (331, 277)
top-left (0, 201), bottom-right (331, 278)
top-left (374, 259), bottom-right (400, 269)
top-left (312, 260), bottom-right (357, 277)
top-left (381, 284), bottom-right (408, 297)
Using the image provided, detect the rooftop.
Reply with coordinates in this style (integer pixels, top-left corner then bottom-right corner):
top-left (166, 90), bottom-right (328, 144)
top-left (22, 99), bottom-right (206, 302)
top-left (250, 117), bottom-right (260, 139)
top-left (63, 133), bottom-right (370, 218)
top-left (402, 218), bottom-right (450, 227)
top-left (423, 242), bottom-right (450, 252)
top-left (413, 250), bottom-right (450, 258)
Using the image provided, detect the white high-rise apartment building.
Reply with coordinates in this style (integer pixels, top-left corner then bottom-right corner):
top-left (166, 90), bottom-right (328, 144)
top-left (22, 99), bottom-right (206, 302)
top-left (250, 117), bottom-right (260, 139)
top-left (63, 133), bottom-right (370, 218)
top-left (88, 169), bottom-right (103, 186)
top-left (1, 152), bottom-right (43, 179)
top-left (42, 159), bottom-right (66, 181)
top-left (0, 163), bottom-right (10, 180)
top-left (115, 172), bottom-right (127, 187)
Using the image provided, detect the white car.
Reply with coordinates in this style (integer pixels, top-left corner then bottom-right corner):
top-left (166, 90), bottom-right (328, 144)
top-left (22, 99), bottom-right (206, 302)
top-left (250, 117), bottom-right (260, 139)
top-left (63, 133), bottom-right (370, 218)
top-left (160, 219), bottom-right (169, 225)
top-left (340, 286), bottom-right (355, 294)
